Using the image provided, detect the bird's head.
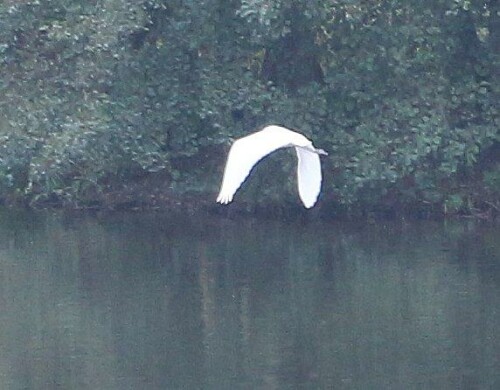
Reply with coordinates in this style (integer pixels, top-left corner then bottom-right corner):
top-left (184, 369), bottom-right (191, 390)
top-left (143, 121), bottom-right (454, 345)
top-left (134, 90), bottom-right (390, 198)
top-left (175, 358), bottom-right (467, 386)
top-left (303, 143), bottom-right (328, 156)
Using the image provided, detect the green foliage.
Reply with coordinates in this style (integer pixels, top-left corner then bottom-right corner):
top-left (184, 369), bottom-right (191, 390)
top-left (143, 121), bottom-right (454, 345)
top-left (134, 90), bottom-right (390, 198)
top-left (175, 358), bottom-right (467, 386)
top-left (484, 164), bottom-right (500, 193)
top-left (0, 0), bottom-right (498, 213)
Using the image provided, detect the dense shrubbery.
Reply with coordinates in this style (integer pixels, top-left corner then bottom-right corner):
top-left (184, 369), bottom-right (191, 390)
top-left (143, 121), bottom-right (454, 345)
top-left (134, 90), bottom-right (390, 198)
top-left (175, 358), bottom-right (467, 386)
top-left (0, 0), bottom-right (498, 215)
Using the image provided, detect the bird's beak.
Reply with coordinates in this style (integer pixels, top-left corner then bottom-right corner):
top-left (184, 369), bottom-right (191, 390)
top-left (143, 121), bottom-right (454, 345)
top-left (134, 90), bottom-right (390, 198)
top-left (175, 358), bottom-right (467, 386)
top-left (317, 148), bottom-right (328, 156)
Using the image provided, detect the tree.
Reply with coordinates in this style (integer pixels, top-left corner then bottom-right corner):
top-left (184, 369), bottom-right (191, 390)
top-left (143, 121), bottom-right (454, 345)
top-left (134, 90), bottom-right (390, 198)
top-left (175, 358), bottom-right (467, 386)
top-left (0, 0), bottom-right (498, 215)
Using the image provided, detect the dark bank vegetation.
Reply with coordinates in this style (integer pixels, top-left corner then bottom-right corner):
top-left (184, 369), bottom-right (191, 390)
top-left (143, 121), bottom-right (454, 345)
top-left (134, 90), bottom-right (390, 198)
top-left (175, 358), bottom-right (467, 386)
top-left (0, 0), bottom-right (498, 218)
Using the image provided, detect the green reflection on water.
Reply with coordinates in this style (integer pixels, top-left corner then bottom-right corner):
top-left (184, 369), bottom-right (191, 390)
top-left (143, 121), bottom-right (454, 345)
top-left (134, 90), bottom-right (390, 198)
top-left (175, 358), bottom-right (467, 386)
top-left (0, 209), bottom-right (498, 389)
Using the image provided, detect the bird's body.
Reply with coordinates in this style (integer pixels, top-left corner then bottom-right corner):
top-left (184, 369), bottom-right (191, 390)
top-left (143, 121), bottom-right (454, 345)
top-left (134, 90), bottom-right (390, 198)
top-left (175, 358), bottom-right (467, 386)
top-left (216, 125), bottom-right (327, 208)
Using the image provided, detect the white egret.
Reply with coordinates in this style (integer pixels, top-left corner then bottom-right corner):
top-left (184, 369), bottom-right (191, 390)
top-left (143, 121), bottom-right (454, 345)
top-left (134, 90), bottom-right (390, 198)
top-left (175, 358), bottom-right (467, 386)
top-left (216, 125), bottom-right (328, 208)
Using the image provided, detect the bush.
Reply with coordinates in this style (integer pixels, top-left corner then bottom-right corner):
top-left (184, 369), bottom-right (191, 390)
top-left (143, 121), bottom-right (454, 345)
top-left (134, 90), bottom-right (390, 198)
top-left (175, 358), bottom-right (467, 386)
top-left (0, 0), bottom-right (498, 214)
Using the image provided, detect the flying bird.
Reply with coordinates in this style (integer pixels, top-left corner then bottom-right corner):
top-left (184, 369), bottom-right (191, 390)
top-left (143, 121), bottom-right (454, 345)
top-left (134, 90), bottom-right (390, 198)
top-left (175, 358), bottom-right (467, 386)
top-left (216, 125), bottom-right (327, 208)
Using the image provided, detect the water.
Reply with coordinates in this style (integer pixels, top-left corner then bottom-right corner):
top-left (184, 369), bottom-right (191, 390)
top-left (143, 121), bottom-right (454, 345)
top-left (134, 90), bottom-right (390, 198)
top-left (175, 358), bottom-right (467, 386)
top-left (0, 209), bottom-right (498, 389)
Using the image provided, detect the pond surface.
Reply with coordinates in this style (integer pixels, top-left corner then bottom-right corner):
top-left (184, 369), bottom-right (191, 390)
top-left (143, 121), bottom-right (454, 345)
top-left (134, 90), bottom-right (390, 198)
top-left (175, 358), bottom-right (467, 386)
top-left (0, 209), bottom-right (498, 389)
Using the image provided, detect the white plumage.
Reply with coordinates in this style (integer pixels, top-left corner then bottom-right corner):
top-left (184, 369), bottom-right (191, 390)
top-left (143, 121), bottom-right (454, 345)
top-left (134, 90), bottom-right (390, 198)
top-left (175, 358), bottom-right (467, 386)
top-left (216, 125), bottom-right (327, 208)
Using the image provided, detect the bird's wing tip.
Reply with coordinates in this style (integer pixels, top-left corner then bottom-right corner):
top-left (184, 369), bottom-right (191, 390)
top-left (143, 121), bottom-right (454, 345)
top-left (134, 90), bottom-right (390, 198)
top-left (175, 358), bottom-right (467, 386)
top-left (216, 193), bottom-right (233, 204)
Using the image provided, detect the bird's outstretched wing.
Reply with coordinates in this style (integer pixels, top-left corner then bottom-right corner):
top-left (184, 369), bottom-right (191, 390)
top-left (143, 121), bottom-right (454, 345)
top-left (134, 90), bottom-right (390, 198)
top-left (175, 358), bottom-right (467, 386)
top-left (295, 147), bottom-right (322, 208)
top-left (216, 129), bottom-right (295, 204)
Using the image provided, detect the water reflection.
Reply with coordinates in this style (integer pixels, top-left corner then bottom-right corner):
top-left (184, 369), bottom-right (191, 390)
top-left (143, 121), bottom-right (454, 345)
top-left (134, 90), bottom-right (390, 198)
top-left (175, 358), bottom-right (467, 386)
top-left (0, 209), bottom-right (498, 389)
